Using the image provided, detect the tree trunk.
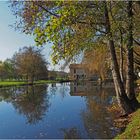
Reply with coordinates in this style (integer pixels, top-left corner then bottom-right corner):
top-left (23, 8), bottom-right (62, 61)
top-left (125, 1), bottom-right (139, 108)
top-left (111, 67), bottom-right (133, 114)
top-left (119, 30), bottom-right (124, 83)
top-left (104, 2), bottom-right (133, 114)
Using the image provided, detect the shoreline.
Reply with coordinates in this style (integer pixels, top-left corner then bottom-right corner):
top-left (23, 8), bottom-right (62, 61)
top-left (112, 94), bottom-right (140, 139)
top-left (0, 80), bottom-right (71, 88)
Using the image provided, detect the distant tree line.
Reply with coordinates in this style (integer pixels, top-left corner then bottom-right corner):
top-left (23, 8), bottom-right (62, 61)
top-left (48, 70), bottom-right (69, 81)
top-left (0, 46), bottom-right (48, 83)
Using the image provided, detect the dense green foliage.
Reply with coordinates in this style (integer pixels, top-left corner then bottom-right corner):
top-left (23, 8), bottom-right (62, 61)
top-left (10, 1), bottom-right (140, 64)
top-left (0, 59), bottom-right (16, 80)
top-left (10, 1), bottom-right (108, 64)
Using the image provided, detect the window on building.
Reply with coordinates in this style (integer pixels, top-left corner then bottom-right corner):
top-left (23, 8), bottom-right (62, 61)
top-left (77, 75), bottom-right (79, 79)
top-left (74, 69), bottom-right (76, 73)
top-left (74, 87), bottom-right (76, 92)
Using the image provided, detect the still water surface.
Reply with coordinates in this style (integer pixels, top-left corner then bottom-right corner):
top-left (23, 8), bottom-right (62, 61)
top-left (0, 82), bottom-right (120, 139)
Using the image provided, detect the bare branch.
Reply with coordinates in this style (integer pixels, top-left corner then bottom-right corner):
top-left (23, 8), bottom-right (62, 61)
top-left (35, 3), bottom-right (60, 18)
top-left (134, 50), bottom-right (140, 57)
top-left (134, 39), bottom-right (140, 46)
top-left (77, 21), bottom-right (106, 34)
top-left (134, 58), bottom-right (140, 66)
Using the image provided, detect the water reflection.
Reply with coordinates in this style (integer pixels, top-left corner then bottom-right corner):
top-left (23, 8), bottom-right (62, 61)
top-left (0, 85), bottom-right (50, 124)
top-left (81, 93), bottom-right (116, 138)
top-left (60, 127), bottom-right (81, 139)
top-left (50, 83), bottom-right (69, 99)
top-left (70, 82), bottom-right (117, 139)
top-left (0, 82), bottom-right (119, 139)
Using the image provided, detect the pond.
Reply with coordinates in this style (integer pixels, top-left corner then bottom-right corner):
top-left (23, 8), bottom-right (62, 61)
top-left (0, 82), bottom-right (120, 139)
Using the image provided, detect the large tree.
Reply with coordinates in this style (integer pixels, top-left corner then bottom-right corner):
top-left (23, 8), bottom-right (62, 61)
top-left (12, 46), bottom-right (48, 83)
top-left (10, 1), bottom-right (140, 114)
top-left (82, 43), bottom-right (110, 84)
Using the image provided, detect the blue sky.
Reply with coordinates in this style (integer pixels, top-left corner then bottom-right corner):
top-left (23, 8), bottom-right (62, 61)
top-left (0, 1), bottom-right (63, 71)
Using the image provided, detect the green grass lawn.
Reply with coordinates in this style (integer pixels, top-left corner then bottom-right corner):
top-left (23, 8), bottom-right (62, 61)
top-left (0, 80), bottom-right (64, 87)
top-left (34, 80), bottom-right (59, 84)
top-left (115, 94), bottom-right (140, 139)
top-left (0, 81), bottom-right (26, 86)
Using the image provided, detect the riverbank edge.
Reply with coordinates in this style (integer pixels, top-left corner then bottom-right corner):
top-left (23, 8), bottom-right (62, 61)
top-left (114, 94), bottom-right (140, 139)
top-left (0, 80), bottom-right (70, 88)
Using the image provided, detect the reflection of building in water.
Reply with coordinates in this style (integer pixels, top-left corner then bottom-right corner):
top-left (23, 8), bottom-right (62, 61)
top-left (70, 81), bottom-right (117, 139)
top-left (70, 82), bottom-right (115, 98)
top-left (69, 64), bottom-right (98, 80)
top-left (70, 82), bottom-right (88, 96)
top-left (70, 82), bottom-right (99, 96)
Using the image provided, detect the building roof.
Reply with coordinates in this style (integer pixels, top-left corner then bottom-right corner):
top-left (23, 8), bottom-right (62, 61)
top-left (69, 64), bottom-right (87, 69)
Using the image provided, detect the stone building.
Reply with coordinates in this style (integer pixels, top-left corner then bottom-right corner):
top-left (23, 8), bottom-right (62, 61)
top-left (69, 64), bottom-right (98, 80)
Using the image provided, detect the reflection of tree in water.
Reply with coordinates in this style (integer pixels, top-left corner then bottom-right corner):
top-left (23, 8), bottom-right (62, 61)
top-left (0, 88), bottom-right (12, 102)
top-left (81, 87), bottom-right (117, 139)
top-left (60, 127), bottom-right (81, 139)
top-left (0, 85), bottom-right (50, 124)
top-left (59, 83), bottom-right (69, 99)
top-left (0, 86), bottom-right (23, 102)
top-left (11, 85), bottom-right (50, 124)
top-left (49, 83), bottom-right (69, 99)
top-left (49, 83), bottom-right (58, 96)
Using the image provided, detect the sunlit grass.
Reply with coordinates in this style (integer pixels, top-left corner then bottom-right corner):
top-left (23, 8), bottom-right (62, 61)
top-left (115, 94), bottom-right (140, 139)
top-left (0, 81), bottom-right (26, 86)
top-left (0, 79), bottom-right (64, 87)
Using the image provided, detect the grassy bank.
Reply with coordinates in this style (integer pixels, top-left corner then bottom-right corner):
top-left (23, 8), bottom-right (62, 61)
top-left (115, 95), bottom-right (140, 139)
top-left (0, 79), bottom-right (69, 88)
top-left (0, 81), bottom-right (27, 87)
